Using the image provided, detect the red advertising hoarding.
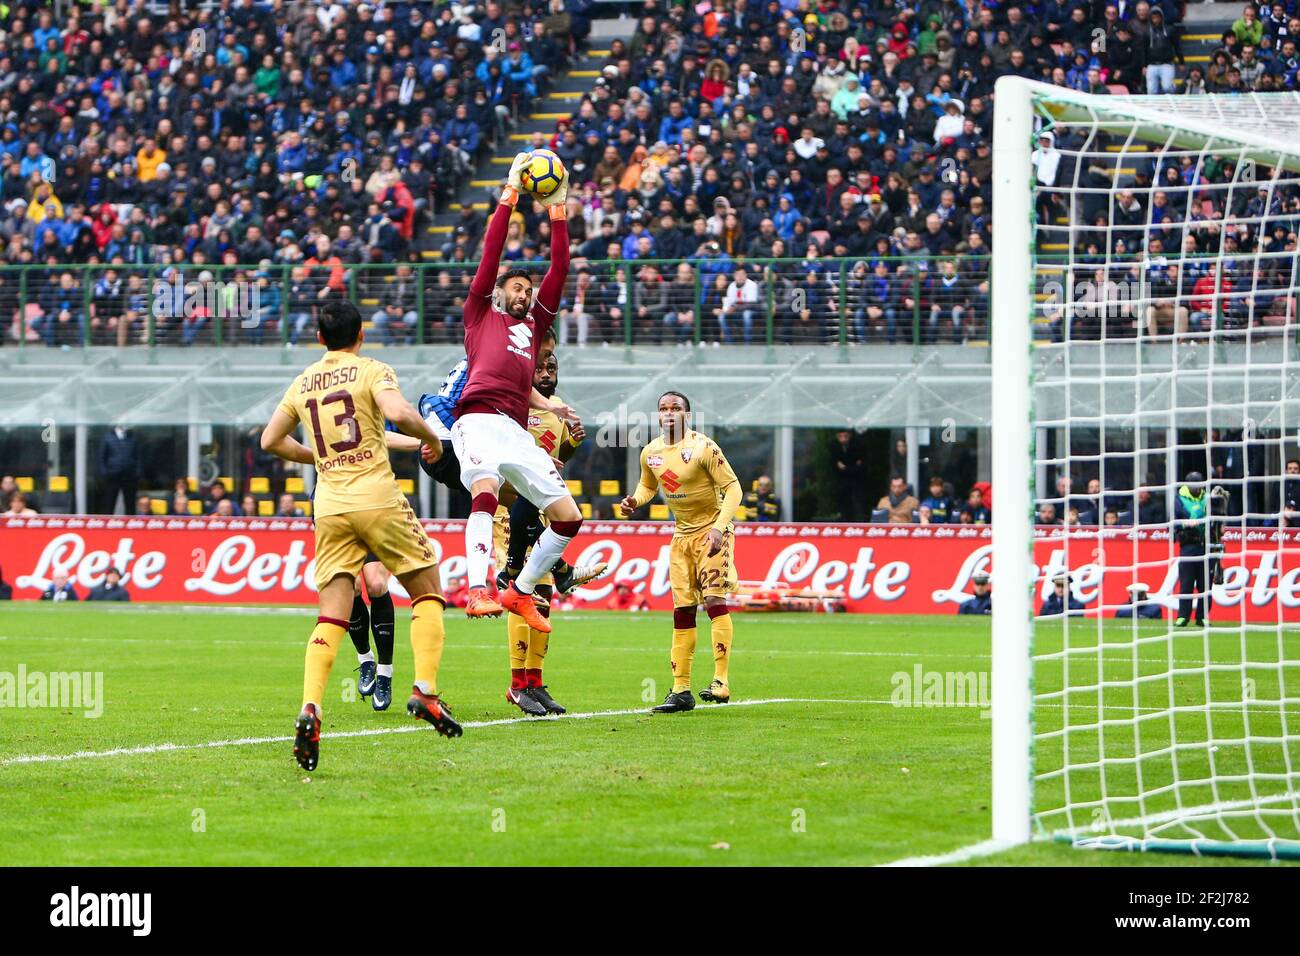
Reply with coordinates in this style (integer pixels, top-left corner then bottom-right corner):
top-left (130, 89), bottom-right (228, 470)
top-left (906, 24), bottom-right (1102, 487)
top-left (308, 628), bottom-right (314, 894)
top-left (3, 516), bottom-right (1299, 619)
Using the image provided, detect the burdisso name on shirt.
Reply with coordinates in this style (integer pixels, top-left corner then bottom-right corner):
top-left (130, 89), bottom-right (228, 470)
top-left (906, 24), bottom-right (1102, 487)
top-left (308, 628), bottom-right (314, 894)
top-left (299, 364), bottom-right (360, 393)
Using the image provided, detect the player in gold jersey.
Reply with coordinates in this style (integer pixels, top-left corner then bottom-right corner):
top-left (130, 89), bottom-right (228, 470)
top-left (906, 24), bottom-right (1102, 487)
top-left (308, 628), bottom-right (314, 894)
top-left (618, 391), bottom-right (742, 712)
top-left (260, 301), bottom-right (462, 771)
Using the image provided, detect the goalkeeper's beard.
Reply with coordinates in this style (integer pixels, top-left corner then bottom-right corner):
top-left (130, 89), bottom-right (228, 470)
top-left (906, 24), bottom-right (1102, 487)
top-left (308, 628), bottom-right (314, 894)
top-left (493, 289), bottom-right (532, 318)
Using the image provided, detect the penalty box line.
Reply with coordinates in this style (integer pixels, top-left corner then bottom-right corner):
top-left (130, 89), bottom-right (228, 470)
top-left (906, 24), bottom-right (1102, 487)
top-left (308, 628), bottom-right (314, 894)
top-left (7, 695), bottom-right (1273, 768)
top-left (0, 697), bottom-right (878, 767)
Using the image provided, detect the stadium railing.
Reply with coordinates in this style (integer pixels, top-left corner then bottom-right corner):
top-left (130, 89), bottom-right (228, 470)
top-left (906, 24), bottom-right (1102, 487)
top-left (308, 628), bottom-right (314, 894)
top-left (8, 253), bottom-right (1293, 350)
top-left (2, 256), bottom-right (999, 350)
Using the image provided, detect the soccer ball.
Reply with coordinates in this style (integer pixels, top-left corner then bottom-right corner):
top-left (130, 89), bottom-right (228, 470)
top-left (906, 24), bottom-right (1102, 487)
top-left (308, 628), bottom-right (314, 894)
top-left (520, 149), bottom-right (565, 199)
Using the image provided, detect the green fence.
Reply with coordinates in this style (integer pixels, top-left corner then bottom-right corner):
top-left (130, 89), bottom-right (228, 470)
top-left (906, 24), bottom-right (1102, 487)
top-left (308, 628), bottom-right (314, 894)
top-left (7, 252), bottom-right (1297, 350)
top-left (2, 256), bottom-right (997, 350)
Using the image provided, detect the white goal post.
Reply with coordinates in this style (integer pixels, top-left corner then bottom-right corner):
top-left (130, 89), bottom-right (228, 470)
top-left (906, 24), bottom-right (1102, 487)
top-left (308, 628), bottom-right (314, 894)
top-left (991, 78), bottom-right (1300, 859)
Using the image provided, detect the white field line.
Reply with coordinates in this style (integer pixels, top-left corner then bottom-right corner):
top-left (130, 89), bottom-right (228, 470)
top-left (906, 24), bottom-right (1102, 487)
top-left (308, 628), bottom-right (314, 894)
top-left (892, 791), bottom-right (1300, 866)
top-left (878, 838), bottom-right (1018, 867)
top-left (0, 697), bottom-right (877, 767)
top-left (9, 692), bottom-right (1294, 769)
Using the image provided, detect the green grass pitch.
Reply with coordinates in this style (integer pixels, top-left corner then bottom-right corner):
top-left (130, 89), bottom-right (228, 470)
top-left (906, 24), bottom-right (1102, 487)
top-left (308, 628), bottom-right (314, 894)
top-left (0, 604), bottom-right (1294, 867)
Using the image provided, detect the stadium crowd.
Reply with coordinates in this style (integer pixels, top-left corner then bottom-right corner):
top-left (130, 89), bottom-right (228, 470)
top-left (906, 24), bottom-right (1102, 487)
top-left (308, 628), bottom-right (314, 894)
top-left (0, 0), bottom-right (1294, 349)
top-left (0, 0), bottom-right (590, 345)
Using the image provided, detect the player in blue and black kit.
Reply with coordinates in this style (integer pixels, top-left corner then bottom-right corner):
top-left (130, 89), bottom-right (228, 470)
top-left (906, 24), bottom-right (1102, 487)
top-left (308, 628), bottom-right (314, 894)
top-left (416, 357), bottom-right (469, 489)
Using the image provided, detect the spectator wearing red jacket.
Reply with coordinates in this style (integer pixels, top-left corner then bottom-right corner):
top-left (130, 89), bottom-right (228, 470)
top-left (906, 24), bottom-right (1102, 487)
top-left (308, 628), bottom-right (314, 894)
top-left (1190, 265), bottom-right (1231, 332)
top-left (606, 581), bottom-right (650, 612)
top-left (381, 181), bottom-right (416, 244)
top-left (91, 204), bottom-right (117, 251)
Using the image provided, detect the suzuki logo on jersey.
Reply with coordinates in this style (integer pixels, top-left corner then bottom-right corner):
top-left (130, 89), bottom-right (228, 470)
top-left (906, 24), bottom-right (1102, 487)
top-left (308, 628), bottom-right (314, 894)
top-left (660, 469), bottom-right (682, 493)
top-left (506, 322), bottom-right (533, 358)
top-left (537, 429), bottom-right (558, 453)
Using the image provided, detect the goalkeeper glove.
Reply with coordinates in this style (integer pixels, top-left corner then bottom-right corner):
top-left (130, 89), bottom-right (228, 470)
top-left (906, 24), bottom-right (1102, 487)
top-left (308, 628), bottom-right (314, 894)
top-left (499, 152), bottom-right (531, 206)
top-left (505, 151), bottom-right (530, 190)
top-left (538, 164), bottom-right (569, 212)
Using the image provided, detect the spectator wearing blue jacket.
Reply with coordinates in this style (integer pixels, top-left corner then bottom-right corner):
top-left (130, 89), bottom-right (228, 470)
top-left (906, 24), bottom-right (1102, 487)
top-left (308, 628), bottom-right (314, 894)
top-left (687, 240), bottom-right (734, 302)
top-left (55, 208), bottom-right (90, 251)
top-left (32, 11), bottom-right (61, 51)
top-left (246, 271), bottom-right (282, 346)
top-left (442, 104), bottom-right (481, 157)
top-left (957, 572), bottom-right (993, 614)
top-left (20, 142), bottom-right (51, 179)
top-left (276, 132), bottom-right (307, 175)
top-left (1039, 573), bottom-right (1087, 617)
top-left (503, 44), bottom-right (537, 99)
top-left (329, 50), bottom-right (358, 90)
top-left (33, 225), bottom-right (63, 258)
top-left (330, 141), bottom-right (364, 178)
top-left (773, 193), bottom-right (804, 240)
top-left (621, 213), bottom-right (656, 259)
top-left (0, 124), bottom-right (22, 159)
top-left (658, 100), bottom-right (694, 146)
top-left (38, 272), bottom-right (85, 347)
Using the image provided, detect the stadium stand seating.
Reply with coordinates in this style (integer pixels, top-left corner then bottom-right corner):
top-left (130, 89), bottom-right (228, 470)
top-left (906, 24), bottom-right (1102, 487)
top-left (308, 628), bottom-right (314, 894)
top-left (0, 0), bottom-right (1284, 352)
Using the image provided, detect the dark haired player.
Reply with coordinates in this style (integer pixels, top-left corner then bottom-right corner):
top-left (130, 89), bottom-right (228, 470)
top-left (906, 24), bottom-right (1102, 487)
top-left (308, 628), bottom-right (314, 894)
top-left (260, 300), bottom-right (462, 770)
top-left (618, 391), bottom-right (742, 712)
top-left (450, 152), bottom-right (583, 635)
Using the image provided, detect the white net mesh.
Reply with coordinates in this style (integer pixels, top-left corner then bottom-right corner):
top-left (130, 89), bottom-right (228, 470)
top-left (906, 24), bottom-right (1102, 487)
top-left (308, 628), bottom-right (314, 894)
top-left (1023, 90), bottom-right (1300, 859)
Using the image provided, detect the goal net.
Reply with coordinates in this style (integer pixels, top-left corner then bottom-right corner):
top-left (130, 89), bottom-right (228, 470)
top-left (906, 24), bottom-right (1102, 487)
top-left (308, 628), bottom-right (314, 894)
top-left (990, 79), bottom-right (1300, 860)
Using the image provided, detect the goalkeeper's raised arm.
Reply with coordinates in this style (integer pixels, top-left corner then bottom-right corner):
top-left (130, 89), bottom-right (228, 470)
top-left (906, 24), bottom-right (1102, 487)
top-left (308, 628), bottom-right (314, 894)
top-left (534, 157), bottom-right (570, 321)
top-left (468, 152), bottom-right (534, 303)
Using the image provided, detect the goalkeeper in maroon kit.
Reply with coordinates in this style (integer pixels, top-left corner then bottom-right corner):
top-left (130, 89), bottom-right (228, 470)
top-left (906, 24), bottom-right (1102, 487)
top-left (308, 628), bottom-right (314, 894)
top-left (450, 152), bottom-right (582, 635)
